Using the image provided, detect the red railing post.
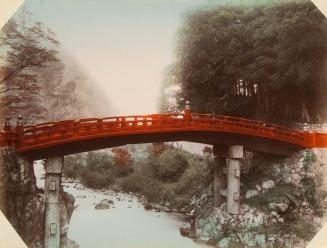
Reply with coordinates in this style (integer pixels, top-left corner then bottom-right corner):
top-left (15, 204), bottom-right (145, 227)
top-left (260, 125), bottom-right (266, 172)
top-left (121, 117), bottom-right (126, 128)
top-left (97, 119), bottom-right (103, 130)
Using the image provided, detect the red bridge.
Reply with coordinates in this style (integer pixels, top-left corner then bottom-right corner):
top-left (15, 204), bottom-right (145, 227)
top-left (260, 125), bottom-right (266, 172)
top-left (1, 110), bottom-right (327, 159)
top-left (2, 107), bottom-right (327, 247)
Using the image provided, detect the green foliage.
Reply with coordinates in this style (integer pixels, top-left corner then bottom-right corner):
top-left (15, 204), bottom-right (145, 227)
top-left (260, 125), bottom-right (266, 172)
top-left (287, 218), bottom-right (317, 240)
top-left (121, 175), bottom-right (145, 193)
top-left (121, 175), bottom-right (164, 202)
top-left (174, 1), bottom-right (327, 123)
top-left (174, 158), bottom-right (211, 195)
top-left (85, 151), bottom-right (115, 170)
top-left (227, 242), bottom-right (244, 248)
top-left (301, 176), bottom-right (318, 208)
top-left (242, 153), bottom-right (282, 188)
top-left (301, 150), bottom-right (325, 214)
top-left (78, 152), bottom-right (115, 188)
top-left (155, 148), bottom-right (189, 182)
top-left (303, 150), bottom-right (316, 171)
top-left (63, 154), bottom-right (83, 179)
top-left (245, 185), bottom-right (294, 210)
top-left (115, 165), bottom-right (133, 177)
top-left (64, 151), bottom-right (116, 189)
top-left (79, 167), bottom-right (113, 188)
top-left (119, 147), bottom-right (212, 208)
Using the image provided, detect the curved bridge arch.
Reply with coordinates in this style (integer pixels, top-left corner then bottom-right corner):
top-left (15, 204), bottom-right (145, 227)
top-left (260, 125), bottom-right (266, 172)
top-left (1, 112), bottom-right (326, 159)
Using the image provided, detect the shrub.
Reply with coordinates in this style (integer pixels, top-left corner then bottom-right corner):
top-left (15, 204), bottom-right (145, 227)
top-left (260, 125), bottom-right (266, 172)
top-left (79, 166), bottom-right (113, 188)
top-left (174, 158), bottom-right (210, 195)
top-left (111, 147), bottom-right (133, 166)
top-left (291, 218), bottom-right (317, 240)
top-left (121, 175), bottom-right (163, 202)
top-left (245, 185), bottom-right (296, 211)
top-left (74, 151), bottom-right (116, 188)
top-left (63, 154), bottom-right (83, 179)
top-left (155, 148), bottom-right (189, 182)
top-left (86, 151), bottom-right (115, 170)
top-left (121, 175), bottom-right (145, 193)
top-left (115, 165), bottom-right (133, 177)
top-left (303, 150), bottom-right (316, 171)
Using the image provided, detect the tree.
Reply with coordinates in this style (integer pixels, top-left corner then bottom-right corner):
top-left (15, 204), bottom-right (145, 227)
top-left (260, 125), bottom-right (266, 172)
top-left (0, 11), bottom-right (59, 121)
top-left (173, 1), bottom-right (327, 124)
top-left (111, 148), bottom-right (133, 167)
top-left (0, 10), bottom-right (112, 125)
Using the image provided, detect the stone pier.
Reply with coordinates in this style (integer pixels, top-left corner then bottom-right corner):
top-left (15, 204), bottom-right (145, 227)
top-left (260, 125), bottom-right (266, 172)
top-left (44, 157), bottom-right (63, 248)
top-left (227, 145), bottom-right (243, 214)
top-left (213, 145), bottom-right (228, 207)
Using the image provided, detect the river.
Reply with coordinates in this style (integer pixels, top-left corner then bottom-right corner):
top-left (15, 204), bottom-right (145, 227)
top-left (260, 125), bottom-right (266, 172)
top-left (34, 161), bottom-right (209, 248)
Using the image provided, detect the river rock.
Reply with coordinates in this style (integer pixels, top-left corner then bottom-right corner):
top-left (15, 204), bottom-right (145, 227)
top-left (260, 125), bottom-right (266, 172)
top-left (262, 180), bottom-right (275, 189)
top-left (144, 203), bottom-right (153, 210)
top-left (275, 203), bottom-right (289, 213)
top-left (206, 239), bottom-right (217, 246)
top-left (245, 190), bottom-right (259, 199)
top-left (255, 184), bottom-right (262, 192)
top-left (76, 195), bottom-right (86, 198)
top-left (277, 217), bottom-right (284, 223)
top-left (95, 199), bottom-right (113, 210)
top-left (179, 207), bottom-right (188, 214)
top-left (268, 203), bottom-right (276, 210)
top-left (271, 211), bottom-right (279, 217)
top-left (179, 227), bottom-right (191, 237)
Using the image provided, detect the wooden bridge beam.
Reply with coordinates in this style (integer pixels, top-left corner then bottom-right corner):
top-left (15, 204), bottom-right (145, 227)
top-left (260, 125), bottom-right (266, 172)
top-left (44, 157), bottom-right (63, 248)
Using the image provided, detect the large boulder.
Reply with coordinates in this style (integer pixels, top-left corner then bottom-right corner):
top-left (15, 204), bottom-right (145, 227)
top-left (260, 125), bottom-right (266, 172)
top-left (95, 199), bottom-right (113, 210)
top-left (245, 190), bottom-right (259, 199)
top-left (275, 203), bottom-right (289, 213)
top-left (180, 227), bottom-right (191, 237)
top-left (262, 180), bottom-right (275, 189)
top-left (144, 203), bottom-right (153, 210)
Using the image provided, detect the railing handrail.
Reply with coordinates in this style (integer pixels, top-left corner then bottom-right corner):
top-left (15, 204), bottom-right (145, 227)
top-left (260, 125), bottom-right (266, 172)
top-left (1, 112), bottom-right (324, 151)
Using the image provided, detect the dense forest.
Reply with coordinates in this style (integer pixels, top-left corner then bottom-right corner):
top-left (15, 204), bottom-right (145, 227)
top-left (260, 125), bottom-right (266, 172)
top-left (0, 10), bottom-right (112, 125)
top-left (164, 0), bottom-right (327, 124)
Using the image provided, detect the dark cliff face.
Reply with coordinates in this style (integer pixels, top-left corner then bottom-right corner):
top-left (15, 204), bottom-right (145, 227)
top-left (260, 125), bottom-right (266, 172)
top-left (0, 147), bottom-right (44, 247)
top-left (0, 148), bottom-right (75, 248)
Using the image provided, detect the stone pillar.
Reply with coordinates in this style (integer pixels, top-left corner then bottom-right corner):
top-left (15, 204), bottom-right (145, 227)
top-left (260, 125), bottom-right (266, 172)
top-left (44, 157), bottom-right (63, 248)
top-left (213, 145), bottom-right (228, 207)
top-left (227, 145), bottom-right (243, 214)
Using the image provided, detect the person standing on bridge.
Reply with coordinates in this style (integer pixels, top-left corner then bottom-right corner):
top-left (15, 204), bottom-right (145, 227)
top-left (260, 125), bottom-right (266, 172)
top-left (184, 100), bottom-right (192, 123)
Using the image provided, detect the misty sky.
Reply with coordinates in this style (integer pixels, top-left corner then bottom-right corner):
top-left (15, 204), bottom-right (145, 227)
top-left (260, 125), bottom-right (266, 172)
top-left (16, 0), bottom-right (209, 115)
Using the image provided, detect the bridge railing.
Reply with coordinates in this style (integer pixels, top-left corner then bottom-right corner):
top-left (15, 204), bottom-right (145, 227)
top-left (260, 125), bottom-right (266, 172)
top-left (190, 113), bottom-right (305, 146)
top-left (9, 113), bottom-right (309, 151)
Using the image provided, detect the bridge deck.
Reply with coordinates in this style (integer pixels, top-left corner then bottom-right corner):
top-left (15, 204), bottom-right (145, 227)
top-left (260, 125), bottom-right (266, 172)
top-left (1, 113), bottom-right (326, 159)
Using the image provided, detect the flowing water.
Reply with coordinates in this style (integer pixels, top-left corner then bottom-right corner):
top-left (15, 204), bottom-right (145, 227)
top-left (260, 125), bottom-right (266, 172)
top-left (34, 161), bottom-right (209, 248)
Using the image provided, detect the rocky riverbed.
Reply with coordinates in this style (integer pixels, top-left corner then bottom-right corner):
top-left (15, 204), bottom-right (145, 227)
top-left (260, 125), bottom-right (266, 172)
top-left (61, 180), bottom-right (209, 248)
